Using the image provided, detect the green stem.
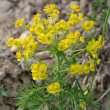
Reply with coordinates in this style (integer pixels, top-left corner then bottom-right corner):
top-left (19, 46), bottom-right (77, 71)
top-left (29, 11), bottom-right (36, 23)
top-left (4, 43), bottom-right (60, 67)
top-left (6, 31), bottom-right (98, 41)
top-left (60, 31), bottom-right (67, 41)
top-left (55, 34), bottom-right (57, 44)
top-left (79, 28), bottom-right (83, 32)
top-left (60, 51), bottom-right (86, 102)
top-left (56, 53), bottom-right (62, 109)
top-left (89, 6), bottom-right (110, 98)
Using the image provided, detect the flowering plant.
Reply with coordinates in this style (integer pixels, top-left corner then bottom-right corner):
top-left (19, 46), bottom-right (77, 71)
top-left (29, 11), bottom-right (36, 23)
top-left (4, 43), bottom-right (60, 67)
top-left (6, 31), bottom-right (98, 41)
top-left (7, 3), bottom-right (110, 110)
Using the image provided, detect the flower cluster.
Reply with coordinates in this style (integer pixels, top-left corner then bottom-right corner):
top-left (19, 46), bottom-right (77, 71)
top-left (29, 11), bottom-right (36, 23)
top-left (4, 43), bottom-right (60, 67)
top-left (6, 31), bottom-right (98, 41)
top-left (70, 4), bottom-right (80, 12)
top-left (58, 31), bottom-right (85, 51)
top-left (47, 82), bottom-right (61, 94)
top-left (81, 21), bottom-right (94, 32)
top-left (7, 35), bottom-right (39, 61)
top-left (30, 63), bottom-right (47, 80)
top-left (44, 4), bottom-right (59, 19)
top-left (86, 35), bottom-right (104, 58)
top-left (7, 3), bottom-right (102, 96)
top-left (15, 18), bottom-right (24, 27)
top-left (70, 63), bottom-right (90, 75)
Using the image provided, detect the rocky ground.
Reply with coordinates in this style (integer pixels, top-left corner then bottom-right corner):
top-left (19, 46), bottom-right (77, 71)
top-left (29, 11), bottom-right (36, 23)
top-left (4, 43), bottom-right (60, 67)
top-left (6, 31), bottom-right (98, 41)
top-left (0, 0), bottom-right (110, 110)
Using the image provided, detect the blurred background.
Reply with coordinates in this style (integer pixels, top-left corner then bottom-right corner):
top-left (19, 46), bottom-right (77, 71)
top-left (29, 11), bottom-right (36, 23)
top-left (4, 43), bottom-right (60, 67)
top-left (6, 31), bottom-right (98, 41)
top-left (0, 0), bottom-right (110, 110)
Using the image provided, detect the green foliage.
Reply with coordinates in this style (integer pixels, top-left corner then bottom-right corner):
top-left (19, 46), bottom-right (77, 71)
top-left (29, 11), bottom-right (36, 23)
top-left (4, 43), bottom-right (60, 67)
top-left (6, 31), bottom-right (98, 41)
top-left (15, 80), bottom-right (100, 110)
top-left (83, 33), bottom-right (95, 47)
top-left (87, 0), bottom-right (108, 27)
top-left (0, 85), bottom-right (8, 97)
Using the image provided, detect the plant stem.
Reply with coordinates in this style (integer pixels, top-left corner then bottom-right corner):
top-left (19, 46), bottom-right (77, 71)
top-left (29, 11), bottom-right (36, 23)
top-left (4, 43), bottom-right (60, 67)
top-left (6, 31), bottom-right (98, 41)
top-left (89, 6), bottom-right (110, 98)
top-left (55, 34), bottom-right (57, 44)
top-left (60, 51), bottom-right (86, 102)
top-left (56, 53), bottom-right (62, 109)
top-left (60, 31), bottom-right (67, 41)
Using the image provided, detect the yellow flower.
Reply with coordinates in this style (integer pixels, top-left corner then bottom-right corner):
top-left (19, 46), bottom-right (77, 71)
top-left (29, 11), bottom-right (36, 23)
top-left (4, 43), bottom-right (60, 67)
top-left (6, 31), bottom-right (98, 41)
top-left (30, 63), bottom-right (37, 70)
top-left (38, 73), bottom-right (47, 79)
top-left (75, 31), bottom-right (80, 38)
top-left (12, 39), bottom-right (22, 48)
top-left (92, 54), bottom-right (97, 58)
top-left (70, 64), bottom-right (78, 75)
top-left (97, 58), bottom-right (101, 65)
top-left (15, 18), bottom-right (24, 27)
top-left (98, 35), bottom-right (105, 46)
top-left (16, 51), bottom-right (22, 61)
top-left (28, 35), bottom-right (35, 41)
top-left (47, 84), bottom-right (54, 93)
top-left (27, 40), bottom-right (38, 51)
top-left (47, 82), bottom-right (61, 94)
top-left (70, 4), bottom-right (80, 12)
top-left (90, 61), bottom-right (95, 71)
top-left (42, 18), bottom-right (50, 25)
top-left (86, 36), bottom-right (104, 55)
top-left (47, 25), bottom-right (54, 33)
top-left (81, 21), bottom-right (94, 32)
top-left (31, 63), bottom-right (47, 80)
top-left (38, 64), bottom-right (47, 74)
top-left (45, 33), bottom-right (53, 45)
top-left (54, 22), bottom-right (61, 33)
top-left (33, 13), bottom-right (41, 23)
top-left (80, 101), bottom-right (86, 110)
top-left (79, 13), bottom-right (84, 20)
top-left (53, 82), bottom-right (61, 93)
top-left (21, 37), bottom-right (29, 47)
top-left (29, 23), bottom-right (36, 34)
top-left (83, 64), bottom-right (90, 74)
top-left (57, 39), bottom-right (71, 51)
top-left (78, 64), bottom-right (83, 73)
top-left (58, 19), bottom-right (66, 30)
top-left (7, 38), bottom-right (13, 46)
top-left (34, 23), bottom-right (44, 35)
top-left (66, 32), bottom-right (77, 44)
top-left (50, 4), bottom-right (57, 9)
top-left (65, 20), bottom-right (73, 30)
top-left (80, 36), bottom-right (85, 43)
top-left (53, 9), bottom-right (59, 16)
top-left (37, 33), bottom-right (45, 44)
top-left (32, 73), bottom-right (39, 80)
top-left (70, 14), bottom-right (79, 25)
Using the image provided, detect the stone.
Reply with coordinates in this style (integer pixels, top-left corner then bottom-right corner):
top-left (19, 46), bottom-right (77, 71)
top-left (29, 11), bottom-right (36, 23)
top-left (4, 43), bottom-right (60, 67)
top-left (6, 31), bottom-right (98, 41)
top-left (34, 51), bottom-right (52, 60)
top-left (4, 59), bottom-right (22, 78)
top-left (80, 0), bottom-right (89, 13)
top-left (0, 104), bottom-right (10, 110)
top-left (20, 58), bottom-right (38, 71)
top-left (0, 69), bottom-right (6, 81)
top-left (61, 0), bottom-right (70, 4)
top-left (3, 78), bottom-right (20, 97)
top-left (24, 5), bottom-right (32, 20)
top-left (20, 57), bottom-right (55, 71)
top-left (0, 1), bottom-right (12, 13)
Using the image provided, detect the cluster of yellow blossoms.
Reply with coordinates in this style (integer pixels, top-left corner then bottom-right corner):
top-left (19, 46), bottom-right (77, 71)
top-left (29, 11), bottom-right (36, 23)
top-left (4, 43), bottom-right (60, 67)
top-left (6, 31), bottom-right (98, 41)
top-left (30, 63), bottom-right (47, 80)
top-left (58, 31), bottom-right (84, 51)
top-left (70, 63), bottom-right (90, 75)
top-left (7, 35), bottom-right (39, 61)
top-left (86, 35), bottom-right (104, 58)
top-left (44, 4), bottom-right (59, 19)
top-left (15, 18), bottom-right (24, 27)
top-left (47, 82), bottom-right (61, 94)
top-left (7, 3), bottom-right (103, 95)
top-left (70, 54), bottom-right (102, 75)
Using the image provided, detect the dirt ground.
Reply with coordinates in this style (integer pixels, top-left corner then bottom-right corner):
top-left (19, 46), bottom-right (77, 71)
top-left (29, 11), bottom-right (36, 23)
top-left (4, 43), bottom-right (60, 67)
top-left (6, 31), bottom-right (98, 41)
top-left (0, 0), bottom-right (110, 110)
